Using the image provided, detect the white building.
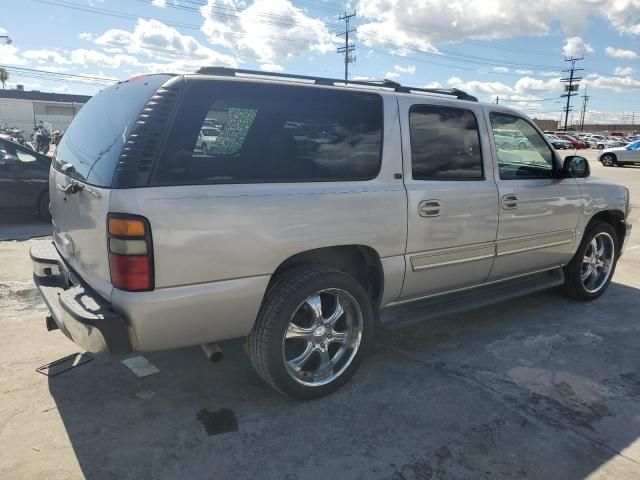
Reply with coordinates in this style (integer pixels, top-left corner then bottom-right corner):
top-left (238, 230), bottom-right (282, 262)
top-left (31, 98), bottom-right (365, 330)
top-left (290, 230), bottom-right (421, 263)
top-left (0, 88), bottom-right (91, 133)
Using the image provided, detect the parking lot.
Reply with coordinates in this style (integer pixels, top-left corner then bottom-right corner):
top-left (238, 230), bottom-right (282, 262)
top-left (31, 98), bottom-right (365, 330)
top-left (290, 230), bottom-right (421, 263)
top-left (1, 150), bottom-right (639, 480)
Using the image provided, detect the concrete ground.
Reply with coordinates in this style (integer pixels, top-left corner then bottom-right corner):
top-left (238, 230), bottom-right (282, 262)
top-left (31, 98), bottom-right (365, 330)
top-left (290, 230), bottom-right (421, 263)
top-left (1, 150), bottom-right (640, 480)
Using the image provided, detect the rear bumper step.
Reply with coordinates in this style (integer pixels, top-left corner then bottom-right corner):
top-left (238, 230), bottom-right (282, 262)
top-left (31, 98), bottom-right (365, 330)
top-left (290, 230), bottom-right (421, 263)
top-left (31, 242), bottom-right (132, 354)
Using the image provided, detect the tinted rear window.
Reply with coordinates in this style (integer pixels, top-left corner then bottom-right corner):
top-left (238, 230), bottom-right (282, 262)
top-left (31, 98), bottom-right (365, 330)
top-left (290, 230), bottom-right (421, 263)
top-left (53, 75), bottom-right (171, 187)
top-left (152, 80), bottom-right (383, 185)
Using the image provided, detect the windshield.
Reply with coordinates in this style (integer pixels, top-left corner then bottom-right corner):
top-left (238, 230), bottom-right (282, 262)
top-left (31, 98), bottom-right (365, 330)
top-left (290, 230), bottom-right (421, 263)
top-left (53, 75), bottom-right (171, 187)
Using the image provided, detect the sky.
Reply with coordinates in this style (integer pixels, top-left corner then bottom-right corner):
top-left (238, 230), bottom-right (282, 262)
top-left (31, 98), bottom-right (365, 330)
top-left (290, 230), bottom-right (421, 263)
top-left (1, 0), bottom-right (640, 124)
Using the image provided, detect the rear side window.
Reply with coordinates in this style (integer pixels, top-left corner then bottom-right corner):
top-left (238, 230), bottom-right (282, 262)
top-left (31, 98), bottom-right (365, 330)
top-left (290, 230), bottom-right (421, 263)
top-left (53, 75), bottom-right (171, 187)
top-left (152, 81), bottom-right (383, 185)
top-left (409, 105), bottom-right (483, 180)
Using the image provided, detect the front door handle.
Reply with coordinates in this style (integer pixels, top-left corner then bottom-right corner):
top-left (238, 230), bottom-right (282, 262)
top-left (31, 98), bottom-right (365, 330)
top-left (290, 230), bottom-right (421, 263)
top-left (418, 199), bottom-right (442, 217)
top-left (501, 194), bottom-right (518, 210)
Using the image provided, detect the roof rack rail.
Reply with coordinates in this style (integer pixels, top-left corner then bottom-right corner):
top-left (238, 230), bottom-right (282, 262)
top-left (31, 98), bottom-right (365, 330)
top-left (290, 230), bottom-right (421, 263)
top-left (196, 67), bottom-right (478, 102)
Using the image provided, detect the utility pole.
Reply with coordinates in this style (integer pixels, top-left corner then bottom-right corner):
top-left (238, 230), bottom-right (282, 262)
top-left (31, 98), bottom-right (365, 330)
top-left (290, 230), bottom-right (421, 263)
top-left (579, 83), bottom-right (589, 132)
top-left (337, 10), bottom-right (356, 82)
top-left (495, 96), bottom-right (499, 104)
top-left (560, 56), bottom-right (583, 131)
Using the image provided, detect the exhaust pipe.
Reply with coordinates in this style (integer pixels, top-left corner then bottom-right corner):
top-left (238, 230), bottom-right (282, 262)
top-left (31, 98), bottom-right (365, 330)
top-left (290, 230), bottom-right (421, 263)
top-left (201, 343), bottom-right (224, 363)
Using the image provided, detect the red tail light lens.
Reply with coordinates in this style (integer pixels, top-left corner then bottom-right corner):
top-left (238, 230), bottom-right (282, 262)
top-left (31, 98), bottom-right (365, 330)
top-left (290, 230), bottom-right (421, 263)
top-left (109, 255), bottom-right (151, 291)
top-left (107, 214), bottom-right (154, 291)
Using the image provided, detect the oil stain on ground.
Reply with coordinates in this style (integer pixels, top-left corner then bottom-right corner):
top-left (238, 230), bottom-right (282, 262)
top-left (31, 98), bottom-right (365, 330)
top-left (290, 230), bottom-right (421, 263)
top-left (197, 408), bottom-right (238, 436)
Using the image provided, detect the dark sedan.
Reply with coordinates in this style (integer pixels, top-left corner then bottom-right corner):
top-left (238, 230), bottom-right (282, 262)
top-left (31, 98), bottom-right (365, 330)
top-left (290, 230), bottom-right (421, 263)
top-left (0, 137), bottom-right (51, 220)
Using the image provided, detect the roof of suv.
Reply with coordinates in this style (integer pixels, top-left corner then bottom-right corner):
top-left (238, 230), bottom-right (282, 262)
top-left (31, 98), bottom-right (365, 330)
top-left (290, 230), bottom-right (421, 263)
top-left (190, 67), bottom-right (481, 102)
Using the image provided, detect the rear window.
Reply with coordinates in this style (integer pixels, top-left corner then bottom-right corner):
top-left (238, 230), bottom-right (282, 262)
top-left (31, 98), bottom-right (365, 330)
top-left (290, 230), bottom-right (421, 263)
top-left (152, 80), bottom-right (383, 185)
top-left (53, 75), bottom-right (171, 187)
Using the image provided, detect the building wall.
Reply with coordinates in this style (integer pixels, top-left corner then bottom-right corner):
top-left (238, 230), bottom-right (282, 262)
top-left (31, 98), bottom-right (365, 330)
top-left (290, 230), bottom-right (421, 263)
top-left (0, 97), bottom-right (84, 133)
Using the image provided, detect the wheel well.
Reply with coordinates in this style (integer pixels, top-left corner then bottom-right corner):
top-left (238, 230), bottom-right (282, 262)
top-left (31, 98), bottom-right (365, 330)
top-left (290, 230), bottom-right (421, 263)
top-left (589, 210), bottom-right (625, 250)
top-left (270, 246), bottom-right (384, 307)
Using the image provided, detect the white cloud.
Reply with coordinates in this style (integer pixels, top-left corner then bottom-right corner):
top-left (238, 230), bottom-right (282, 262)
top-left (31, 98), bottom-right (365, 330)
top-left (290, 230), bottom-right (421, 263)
top-left (352, 75), bottom-right (371, 81)
top-left (355, 1), bottom-right (640, 55)
top-left (614, 66), bottom-right (634, 76)
top-left (200, 0), bottom-right (335, 63)
top-left (448, 75), bottom-right (561, 101)
top-left (384, 71), bottom-right (400, 79)
top-left (562, 37), bottom-right (594, 56)
top-left (540, 71), bottom-right (561, 77)
top-left (79, 32), bottom-right (93, 41)
top-left (95, 18), bottom-right (238, 71)
top-left (53, 85), bottom-right (71, 93)
top-left (151, 0), bottom-right (166, 6)
top-left (586, 72), bottom-right (640, 91)
top-left (493, 67), bottom-right (509, 73)
top-left (70, 49), bottom-right (140, 69)
top-left (605, 46), bottom-right (638, 59)
top-left (516, 69), bottom-right (534, 75)
top-left (22, 49), bottom-right (72, 65)
top-left (394, 64), bottom-right (415, 74)
top-left (423, 81), bottom-right (443, 89)
top-left (259, 63), bottom-right (284, 72)
top-left (0, 44), bottom-right (26, 65)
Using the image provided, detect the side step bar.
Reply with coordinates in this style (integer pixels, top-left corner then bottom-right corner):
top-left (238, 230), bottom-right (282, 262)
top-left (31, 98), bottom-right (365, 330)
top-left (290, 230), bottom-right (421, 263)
top-left (380, 268), bottom-right (565, 328)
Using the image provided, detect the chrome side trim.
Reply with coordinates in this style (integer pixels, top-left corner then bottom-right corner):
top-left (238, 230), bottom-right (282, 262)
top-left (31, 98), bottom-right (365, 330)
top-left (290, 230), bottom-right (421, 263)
top-left (386, 265), bottom-right (563, 307)
top-left (496, 230), bottom-right (574, 257)
top-left (410, 243), bottom-right (495, 271)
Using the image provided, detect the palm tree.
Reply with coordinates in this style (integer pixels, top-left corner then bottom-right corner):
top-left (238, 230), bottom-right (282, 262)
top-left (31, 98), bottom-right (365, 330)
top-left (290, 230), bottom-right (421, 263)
top-left (0, 68), bottom-right (8, 90)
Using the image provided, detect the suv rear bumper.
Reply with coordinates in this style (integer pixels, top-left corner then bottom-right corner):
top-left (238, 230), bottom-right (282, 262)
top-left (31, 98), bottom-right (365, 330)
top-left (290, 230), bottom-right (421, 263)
top-left (30, 242), bottom-right (132, 354)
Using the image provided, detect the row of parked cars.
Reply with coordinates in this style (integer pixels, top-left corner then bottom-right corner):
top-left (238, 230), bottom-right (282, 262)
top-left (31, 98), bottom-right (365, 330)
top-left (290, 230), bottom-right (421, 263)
top-left (544, 131), bottom-right (640, 150)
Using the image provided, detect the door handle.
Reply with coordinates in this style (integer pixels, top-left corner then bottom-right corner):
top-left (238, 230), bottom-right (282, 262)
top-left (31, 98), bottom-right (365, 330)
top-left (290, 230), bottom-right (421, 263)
top-left (418, 199), bottom-right (442, 217)
top-left (501, 194), bottom-right (518, 210)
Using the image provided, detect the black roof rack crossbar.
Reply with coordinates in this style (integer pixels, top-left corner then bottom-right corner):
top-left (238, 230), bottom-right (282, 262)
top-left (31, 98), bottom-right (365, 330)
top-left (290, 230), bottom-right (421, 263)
top-left (196, 67), bottom-right (478, 102)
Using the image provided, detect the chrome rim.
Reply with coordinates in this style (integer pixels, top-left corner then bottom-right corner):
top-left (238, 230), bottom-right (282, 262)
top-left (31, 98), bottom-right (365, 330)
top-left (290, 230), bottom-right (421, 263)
top-left (602, 155), bottom-right (613, 166)
top-left (282, 288), bottom-right (363, 387)
top-left (581, 232), bottom-right (615, 293)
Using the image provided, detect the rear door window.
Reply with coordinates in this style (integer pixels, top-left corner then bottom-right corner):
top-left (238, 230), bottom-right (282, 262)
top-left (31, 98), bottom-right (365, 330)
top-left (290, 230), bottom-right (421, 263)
top-left (152, 80), bottom-right (383, 185)
top-left (409, 105), bottom-right (483, 180)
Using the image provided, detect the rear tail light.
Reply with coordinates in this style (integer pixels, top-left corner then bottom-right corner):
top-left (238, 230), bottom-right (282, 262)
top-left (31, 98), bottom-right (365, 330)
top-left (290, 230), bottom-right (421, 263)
top-left (107, 214), bottom-right (154, 291)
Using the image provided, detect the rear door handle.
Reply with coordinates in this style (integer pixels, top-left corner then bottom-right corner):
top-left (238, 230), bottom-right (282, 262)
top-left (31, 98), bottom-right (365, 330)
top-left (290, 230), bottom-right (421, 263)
top-left (501, 194), bottom-right (518, 210)
top-left (418, 199), bottom-right (442, 217)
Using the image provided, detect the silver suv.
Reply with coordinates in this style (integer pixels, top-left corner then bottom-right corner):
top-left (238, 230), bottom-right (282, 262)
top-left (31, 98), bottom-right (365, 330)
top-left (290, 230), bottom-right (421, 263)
top-left (32, 68), bottom-right (632, 399)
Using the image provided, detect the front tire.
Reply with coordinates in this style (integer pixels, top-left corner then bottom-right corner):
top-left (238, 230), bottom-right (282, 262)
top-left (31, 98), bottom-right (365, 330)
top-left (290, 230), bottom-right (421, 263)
top-left (564, 221), bottom-right (618, 301)
top-left (248, 265), bottom-right (373, 400)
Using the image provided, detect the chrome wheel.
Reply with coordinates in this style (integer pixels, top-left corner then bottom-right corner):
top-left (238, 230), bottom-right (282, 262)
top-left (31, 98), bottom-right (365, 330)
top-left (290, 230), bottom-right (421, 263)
top-left (601, 154), bottom-right (614, 166)
top-left (581, 232), bottom-right (615, 294)
top-left (282, 288), bottom-right (363, 387)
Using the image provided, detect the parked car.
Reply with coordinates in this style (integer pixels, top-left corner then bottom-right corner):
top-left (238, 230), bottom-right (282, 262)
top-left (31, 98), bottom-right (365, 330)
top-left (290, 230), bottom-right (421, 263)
top-left (544, 134), bottom-right (571, 149)
top-left (0, 137), bottom-right (51, 219)
top-left (555, 133), bottom-right (587, 149)
top-left (588, 135), bottom-right (618, 150)
top-left (195, 126), bottom-right (220, 155)
top-left (31, 69), bottom-right (632, 399)
top-left (599, 140), bottom-right (640, 166)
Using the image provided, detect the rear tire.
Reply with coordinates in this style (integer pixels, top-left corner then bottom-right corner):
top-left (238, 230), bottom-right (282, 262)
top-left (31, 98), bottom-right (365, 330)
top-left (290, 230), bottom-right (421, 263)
top-left (247, 265), bottom-right (373, 400)
top-left (563, 221), bottom-right (618, 301)
top-left (600, 154), bottom-right (616, 167)
top-left (202, 143), bottom-right (208, 155)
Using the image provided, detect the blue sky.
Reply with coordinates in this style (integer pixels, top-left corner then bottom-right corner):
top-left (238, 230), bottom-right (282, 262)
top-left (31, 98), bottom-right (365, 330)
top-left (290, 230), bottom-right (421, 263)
top-left (1, 0), bottom-right (639, 124)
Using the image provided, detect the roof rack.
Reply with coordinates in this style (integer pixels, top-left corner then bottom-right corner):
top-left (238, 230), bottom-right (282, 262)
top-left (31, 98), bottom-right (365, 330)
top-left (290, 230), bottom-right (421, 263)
top-left (196, 67), bottom-right (478, 102)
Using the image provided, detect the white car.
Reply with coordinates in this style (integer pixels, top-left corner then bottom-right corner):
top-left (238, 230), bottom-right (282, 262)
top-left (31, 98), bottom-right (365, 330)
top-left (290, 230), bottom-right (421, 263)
top-left (588, 135), bottom-right (618, 150)
top-left (196, 126), bottom-right (220, 155)
top-left (599, 140), bottom-right (640, 166)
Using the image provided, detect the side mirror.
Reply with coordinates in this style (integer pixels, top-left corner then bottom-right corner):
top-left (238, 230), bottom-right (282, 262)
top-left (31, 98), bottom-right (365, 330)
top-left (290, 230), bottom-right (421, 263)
top-left (563, 155), bottom-right (590, 178)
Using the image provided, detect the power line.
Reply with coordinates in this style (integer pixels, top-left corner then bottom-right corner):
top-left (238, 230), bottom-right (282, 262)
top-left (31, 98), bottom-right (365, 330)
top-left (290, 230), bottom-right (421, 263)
top-left (560, 56), bottom-right (583, 131)
top-left (337, 10), bottom-right (356, 81)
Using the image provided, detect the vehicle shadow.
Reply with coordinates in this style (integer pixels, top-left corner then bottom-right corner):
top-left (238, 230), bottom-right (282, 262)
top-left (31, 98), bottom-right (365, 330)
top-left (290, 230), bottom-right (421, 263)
top-left (0, 214), bottom-right (51, 241)
top-left (48, 281), bottom-right (640, 479)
